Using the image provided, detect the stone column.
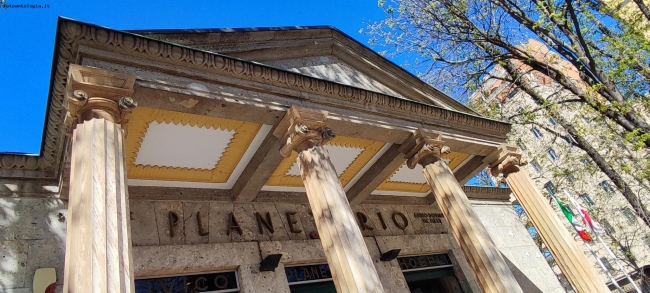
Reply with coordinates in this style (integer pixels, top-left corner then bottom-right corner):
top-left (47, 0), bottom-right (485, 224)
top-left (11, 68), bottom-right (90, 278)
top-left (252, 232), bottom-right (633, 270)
top-left (400, 129), bottom-right (523, 293)
top-left (488, 145), bottom-right (609, 293)
top-left (63, 64), bottom-right (137, 293)
top-left (274, 106), bottom-right (385, 293)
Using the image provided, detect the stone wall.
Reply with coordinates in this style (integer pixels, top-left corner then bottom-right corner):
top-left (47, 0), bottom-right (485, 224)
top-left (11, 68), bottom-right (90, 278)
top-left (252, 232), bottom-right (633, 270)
top-left (0, 180), bottom-right (66, 293)
top-left (129, 201), bottom-right (448, 246)
top-left (1, 179), bottom-right (563, 293)
top-left (472, 199), bottom-right (565, 293)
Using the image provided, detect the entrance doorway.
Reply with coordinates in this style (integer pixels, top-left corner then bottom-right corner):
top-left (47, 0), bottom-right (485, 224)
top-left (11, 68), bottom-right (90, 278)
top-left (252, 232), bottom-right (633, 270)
top-left (399, 254), bottom-right (464, 293)
top-left (403, 267), bottom-right (464, 293)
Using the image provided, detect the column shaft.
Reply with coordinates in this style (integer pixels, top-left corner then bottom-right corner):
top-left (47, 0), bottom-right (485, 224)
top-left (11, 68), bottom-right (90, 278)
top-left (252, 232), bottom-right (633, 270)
top-left (506, 169), bottom-right (609, 293)
top-left (422, 161), bottom-right (523, 293)
top-left (298, 145), bottom-right (384, 293)
top-left (63, 118), bottom-right (134, 293)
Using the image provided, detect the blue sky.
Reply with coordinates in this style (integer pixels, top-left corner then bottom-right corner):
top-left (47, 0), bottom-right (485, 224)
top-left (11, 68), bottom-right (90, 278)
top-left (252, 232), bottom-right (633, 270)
top-left (0, 0), bottom-right (389, 154)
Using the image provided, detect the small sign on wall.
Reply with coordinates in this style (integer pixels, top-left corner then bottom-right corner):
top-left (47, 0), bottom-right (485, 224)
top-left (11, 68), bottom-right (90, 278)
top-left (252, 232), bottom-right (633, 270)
top-left (33, 268), bottom-right (56, 293)
top-left (135, 271), bottom-right (239, 293)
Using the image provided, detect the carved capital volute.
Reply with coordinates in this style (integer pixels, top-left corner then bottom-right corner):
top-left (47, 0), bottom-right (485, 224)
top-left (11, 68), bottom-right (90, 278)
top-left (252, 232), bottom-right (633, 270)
top-left (399, 129), bottom-right (451, 169)
top-left (273, 106), bottom-right (335, 158)
top-left (64, 64), bottom-right (137, 135)
top-left (485, 144), bottom-right (528, 178)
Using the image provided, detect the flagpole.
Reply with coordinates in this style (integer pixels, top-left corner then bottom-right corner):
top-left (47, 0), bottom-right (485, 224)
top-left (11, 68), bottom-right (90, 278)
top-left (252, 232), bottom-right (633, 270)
top-left (552, 191), bottom-right (624, 292)
top-left (562, 189), bottom-right (642, 293)
top-left (584, 239), bottom-right (625, 293)
top-left (596, 234), bottom-right (643, 293)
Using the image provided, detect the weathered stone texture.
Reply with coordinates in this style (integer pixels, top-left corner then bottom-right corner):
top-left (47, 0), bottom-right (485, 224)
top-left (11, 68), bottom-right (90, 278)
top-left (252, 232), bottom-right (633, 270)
top-left (473, 203), bottom-right (564, 293)
top-left (259, 239), bottom-right (326, 265)
top-left (154, 201), bottom-right (185, 245)
top-left (133, 242), bottom-right (291, 293)
top-left (363, 238), bottom-right (409, 293)
top-left (208, 201), bottom-right (234, 243)
top-left (183, 202), bottom-right (210, 244)
top-left (133, 242), bottom-right (259, 278)
top-left (0, 198), bottom-right (66, 291)
top-left (0, 240), bottom-right (28, 289)
top-left (129, 201), bottom-right (159, 246)
top-left (238, 263), bottom-right (290, 293)
top-left (0, 198), bottom-right (67, 241)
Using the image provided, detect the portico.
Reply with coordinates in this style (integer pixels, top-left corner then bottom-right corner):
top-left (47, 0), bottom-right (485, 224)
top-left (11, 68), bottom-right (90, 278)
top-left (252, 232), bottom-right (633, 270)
top-left (0, 18), bottom-right (608, 293)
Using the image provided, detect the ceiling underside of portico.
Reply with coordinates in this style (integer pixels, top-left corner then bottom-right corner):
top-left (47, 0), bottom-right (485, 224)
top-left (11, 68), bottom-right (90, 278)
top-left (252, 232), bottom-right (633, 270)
top-left (125, 107), bottom-right (474, 199)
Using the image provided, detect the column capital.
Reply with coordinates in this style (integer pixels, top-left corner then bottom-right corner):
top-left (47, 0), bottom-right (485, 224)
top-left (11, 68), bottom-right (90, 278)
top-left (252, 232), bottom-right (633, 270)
top-left (399, 128), bottom-right (450, 169)
top-left (273, 106), bottom-right (335, 157)
top-left (485, 144), bottom-right (528, 178)
top-left (64, 64), bottom-right (137, 135)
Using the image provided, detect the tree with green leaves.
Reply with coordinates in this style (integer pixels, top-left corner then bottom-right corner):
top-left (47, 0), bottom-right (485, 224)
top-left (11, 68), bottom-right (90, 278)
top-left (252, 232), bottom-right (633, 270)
top-left (368, 0), bottom-right (650, 287)
top-left (368, 0), bottom-right (650, 228)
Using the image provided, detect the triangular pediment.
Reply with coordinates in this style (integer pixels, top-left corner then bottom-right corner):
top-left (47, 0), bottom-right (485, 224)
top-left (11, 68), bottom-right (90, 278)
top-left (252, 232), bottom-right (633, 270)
top-left (264, 54), bottom-right (402, 97)
top-left (131, 26), bottom-right (475, 114)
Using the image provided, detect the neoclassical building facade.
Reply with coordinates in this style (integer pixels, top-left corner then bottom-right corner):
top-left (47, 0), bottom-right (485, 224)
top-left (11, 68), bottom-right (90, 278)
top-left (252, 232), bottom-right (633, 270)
top-left (0, 18), bottom-right (612, 292)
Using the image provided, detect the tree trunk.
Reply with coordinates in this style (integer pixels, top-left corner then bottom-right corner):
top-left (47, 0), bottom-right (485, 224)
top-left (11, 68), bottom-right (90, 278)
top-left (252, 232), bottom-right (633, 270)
top-left (502, 62), bottom-right (650, 228)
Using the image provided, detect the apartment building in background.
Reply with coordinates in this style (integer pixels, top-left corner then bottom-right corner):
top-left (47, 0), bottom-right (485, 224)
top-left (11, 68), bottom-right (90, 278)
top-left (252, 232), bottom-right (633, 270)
top-left (469, 39), bottom-right (650, 292)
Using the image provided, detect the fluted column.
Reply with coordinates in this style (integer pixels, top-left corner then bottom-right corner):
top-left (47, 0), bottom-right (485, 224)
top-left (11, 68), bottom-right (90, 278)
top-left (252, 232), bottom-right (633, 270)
top-left (401, 129), bottom-right (522, 293)
top-left (275, 106), bottom-right (384, 293)
top-left (63, 65), bottom-right (137, 293)
top-left (488, 145), bottom-right (609, 293)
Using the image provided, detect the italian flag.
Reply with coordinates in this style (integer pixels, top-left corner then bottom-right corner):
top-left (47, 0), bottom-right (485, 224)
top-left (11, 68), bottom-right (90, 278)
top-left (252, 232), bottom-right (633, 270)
top-left (564, 190), bottom-right (604, 234)
top-left (554, 196), bottom-right (592, 242)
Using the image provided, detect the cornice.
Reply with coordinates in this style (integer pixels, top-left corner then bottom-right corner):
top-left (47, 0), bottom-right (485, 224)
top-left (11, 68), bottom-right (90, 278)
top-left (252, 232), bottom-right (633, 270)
top-left (462, 186), bottom-right (512, 201)
top-left (0, 18), bottom-right (510, 179)
top-left (70, 21), bottom-right (508, 131)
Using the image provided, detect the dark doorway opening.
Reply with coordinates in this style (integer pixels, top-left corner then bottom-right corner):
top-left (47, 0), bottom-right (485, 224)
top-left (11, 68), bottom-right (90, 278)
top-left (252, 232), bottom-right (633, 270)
top-left (404, 267), bottom-right (464, 293)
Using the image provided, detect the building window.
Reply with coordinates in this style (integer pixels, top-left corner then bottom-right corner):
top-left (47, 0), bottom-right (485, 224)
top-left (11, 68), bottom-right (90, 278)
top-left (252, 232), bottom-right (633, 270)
top-left (547, 148), bottom-right (559, 161)
top-left (600, 257), bottom-right (614, 271)
top-left (531, 127), bottom-right (543, 139)
top-left (507, 89), bottom-right (520, 99)
top-left (580, 194), bottom-right (595, 207)
top-left (644, 236), bottom-right (650, 249)
top-left (621, 208), bottom-right (636, 223)
top-left (549, 117), bottom-right (558, 126)
top-left (544, 181), bottom-right (557, 196)
top-left (599, 181), bottom-right (615, 194)
top-left (565, 174), bottom-right (576, 184)
top-left (517, 138), bottom-right (527, 151)
top-left (516, 107), bottom-right (524, 114)
top-left (563, 135), bottom-right (577, 146)
top-left (580, 158), bottom-right (592, 167)
top-left (530, 160), bottom-right (542, 174)
top-left (601, 219), bottom-right (615, 234)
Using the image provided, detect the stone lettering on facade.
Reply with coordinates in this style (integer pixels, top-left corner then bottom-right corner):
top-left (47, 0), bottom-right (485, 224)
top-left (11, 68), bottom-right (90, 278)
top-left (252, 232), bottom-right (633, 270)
top-left (133, 202), bottom-right (445, 246)
top-left (255, 212), bottom-right (274, 234)
top-left (413, 212), bottom-right (444, 224)
top-left (356, 211), bottom-right (375, 230)
top-left (285, 211), bottom-right (302, 233)
top-left (227, 213), bottom-right (243, 236)
top-left (196, 211), bottom-right (209, 236)
top-left (392, 212), bottom-right (409, 230)
top-left (169, 211), bottom-right (179, 237)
